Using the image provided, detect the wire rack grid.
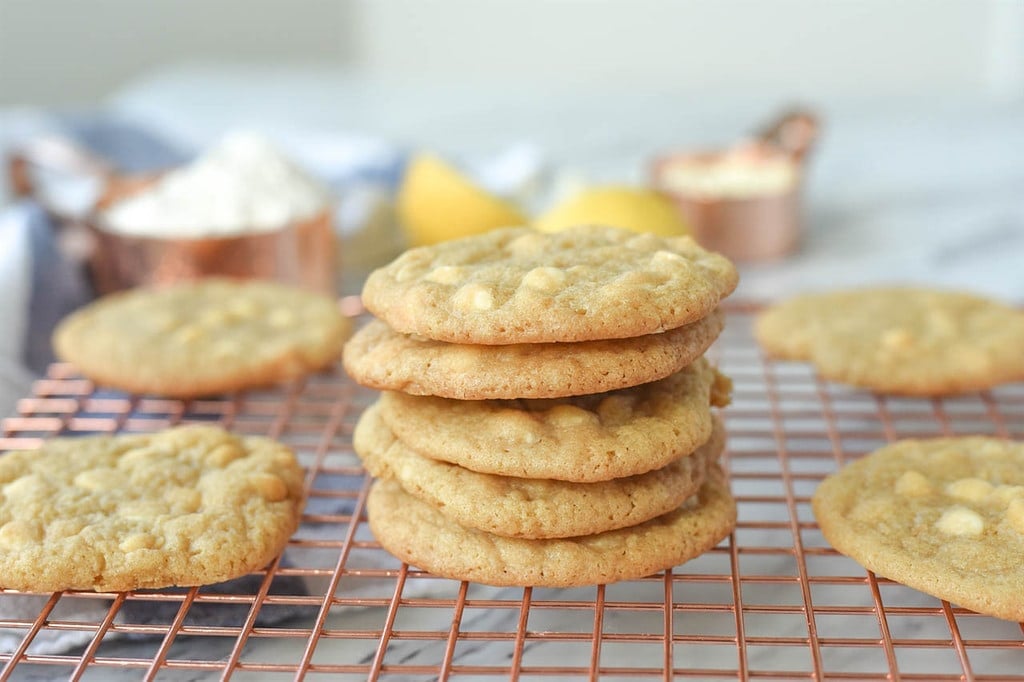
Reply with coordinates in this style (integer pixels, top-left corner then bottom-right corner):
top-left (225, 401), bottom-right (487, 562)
top-left (0, 303), bottom-right (1023, 681)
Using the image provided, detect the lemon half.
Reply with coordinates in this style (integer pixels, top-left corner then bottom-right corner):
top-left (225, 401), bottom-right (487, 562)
top-left (534, 186), bottom-right (689, 237)
top-left (397, 154), bottom-right (527, 246)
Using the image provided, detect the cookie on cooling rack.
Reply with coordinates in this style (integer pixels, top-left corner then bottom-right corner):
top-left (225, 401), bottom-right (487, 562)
top-left (367, 467), bottom-right (736, 588)
top-left (355, 403), bottom-right (724, 539)
top-left (813, 436), bottom-right (1024, 621)
top-left (343, 310), bottom-right (724, 400)
top-left (755, 288), bottom-right (1024, 396)
top-left (0, 425), bottom-right (304, 592)
top-left (54, 278), bottom-right (352, 397)
top-left (360, 224), bottom-right (738, 345)
top-left (374, 359), bottom-right (732, 482)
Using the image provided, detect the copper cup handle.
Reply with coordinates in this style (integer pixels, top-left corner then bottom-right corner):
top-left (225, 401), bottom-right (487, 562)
top-left (6, 135), bottom-right (113, 218)
top-left (755, 109), bottom-right (819, 163)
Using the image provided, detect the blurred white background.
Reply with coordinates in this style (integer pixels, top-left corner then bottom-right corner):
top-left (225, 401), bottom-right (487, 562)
top-left (2, 0), bottom-right (1022, 106)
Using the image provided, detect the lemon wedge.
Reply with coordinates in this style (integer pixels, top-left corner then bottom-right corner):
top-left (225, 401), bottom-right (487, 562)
top-left (534, 186), bottom-right (689, 237)
top-left (397, 154), bottom-right (527, 246)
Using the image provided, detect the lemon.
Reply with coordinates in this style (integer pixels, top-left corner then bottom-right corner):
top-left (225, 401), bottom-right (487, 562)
top-left (534, 186), bottom-right (689, 236)
top-left (397, 154), bottom-right (528, 246)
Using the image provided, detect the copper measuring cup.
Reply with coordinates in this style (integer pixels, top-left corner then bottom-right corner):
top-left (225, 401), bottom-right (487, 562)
top-left (651, 109), bottom-right (819, 263)
top-left (8, 136), bottom-right (337, 294)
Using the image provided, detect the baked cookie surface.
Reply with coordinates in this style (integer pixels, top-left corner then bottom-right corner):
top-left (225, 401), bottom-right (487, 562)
top-left (54, 278), bottom-right (351, 398)
top-left (367, 468), bottom-right (736, 587)
top-left (377, 359), bottom-right (731, 482)
top-left (356, 403), bottom-right (724, 539)
top-left (343, 310), bottom-right (724, 399)
top-left (361, 225), bottom-right (737, 344)
top-left (0, 425), bottom-right (304, 592)
top-left (812, 437), bottom-right (1024, 621)
top-left (755, 288), bottom-right (1024, 395)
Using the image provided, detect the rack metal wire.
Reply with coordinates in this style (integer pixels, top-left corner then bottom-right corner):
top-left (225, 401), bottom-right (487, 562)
top-left (1, 303), bottom-right (1022, 680)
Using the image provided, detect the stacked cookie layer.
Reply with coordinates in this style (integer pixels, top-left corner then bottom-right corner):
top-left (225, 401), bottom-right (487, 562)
top-left (344, 225), bottom-right (739, 587)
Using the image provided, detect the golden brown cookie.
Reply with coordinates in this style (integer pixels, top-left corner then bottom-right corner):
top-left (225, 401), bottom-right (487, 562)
top-left (376, 359), bottom-right (731, 482)
top-left (813, 437), bottom-right (1024, 622)
top-left (367, 467), bottom-right (736, 587)
top-left (53, 278), bottom-right (351, 397)
top-left (0, 425), bottom-right (304, 592)
top-left (342, 310), bottom-right (724, 399)
top-left (355, 402), bottom-right (724, 539)
top-left (755, 288), bottom-right (1024, 395)
top-left (361, 224), bottom-right (738, 344)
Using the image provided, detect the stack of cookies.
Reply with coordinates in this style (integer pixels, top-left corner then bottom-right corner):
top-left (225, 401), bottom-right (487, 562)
top-left (343, 225), bottom-right (739, 587)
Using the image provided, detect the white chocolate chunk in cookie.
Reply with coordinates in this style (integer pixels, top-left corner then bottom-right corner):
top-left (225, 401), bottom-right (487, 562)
top-left (454, 283), bottom-right (495, 311)
top-left (945, 477), bottom-right (994, 503)
top-left (425, 265), bottom-right (466, 285)
top-left (521, 266), bottom-right (567, 292)
top-left (936, 506), bottom-right (985, 536)
top-left (1005, 498), bottom-right (1024, 533)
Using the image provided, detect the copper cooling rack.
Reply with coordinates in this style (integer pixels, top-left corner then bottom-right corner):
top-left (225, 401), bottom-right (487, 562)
top-left (1, 303), bottom-right (1023, 681)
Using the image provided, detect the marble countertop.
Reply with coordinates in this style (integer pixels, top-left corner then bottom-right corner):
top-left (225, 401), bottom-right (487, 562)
top-left (2, 70), bottom-right (1023, 679)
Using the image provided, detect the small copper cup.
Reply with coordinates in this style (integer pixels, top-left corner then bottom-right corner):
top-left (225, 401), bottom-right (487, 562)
top-left (87, 175), bottom-right (337, 294)
top-left (7, 138), bottom-right (337, 295)
top-left (651, 110), bottom-right (818, 263)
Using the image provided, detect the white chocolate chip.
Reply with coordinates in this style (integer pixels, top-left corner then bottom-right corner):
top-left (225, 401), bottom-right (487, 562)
top-left (0, 520), bottom-right (42, 547)
top-left (547, 404), bottom-right (599, 428)
top-left (268, 308), bottom-right (297, 328)
top-left (894, 470), bottom-right (932, 498)
top-left (120, 532), bottom-right (156, 552)
top-left (521, 266), bottom-right (567, 292)
top-left (881, 328), bottom-right (915, 351)
top-left (936, 506), bottom-right (985, 536)
top-left (425, 265), bottom-right (466, 285)
top-left (74, 468), bottom-right (122, 492)
top-left (625, 233), bottom-right (660, 250)
top-left (249, 473), bottom-right (288, 502)
top-left (946, 477), bottom-right (995, 503)
top-left (454, 283), bottom-right (495, 311)
top-left (651, 250), bottom-right (686, 267)
top-left (508, 232), bottom-right (546, 255)
top-left (1006, 498), bottom-right (1024, 533)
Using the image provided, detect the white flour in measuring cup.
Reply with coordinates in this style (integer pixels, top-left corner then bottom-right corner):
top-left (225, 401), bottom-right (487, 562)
top-left (99, 132), bottom-right (331, 237)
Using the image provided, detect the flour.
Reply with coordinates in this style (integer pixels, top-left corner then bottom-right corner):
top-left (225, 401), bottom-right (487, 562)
top-left (100, 132), bottom-right (331, 237)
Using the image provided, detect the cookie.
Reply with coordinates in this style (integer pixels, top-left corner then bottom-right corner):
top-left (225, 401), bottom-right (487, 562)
top-left (356, 402), bottom-right (724, 539)
top-left (54, 278), bottom-right (351, 397)
top-left (342, 310), bottom-right (724, 399)
top-left (377, 359), bottom-right (732, 482)
top-left (0, 425), bottom-right (304, 592)
top-left (367, 467), bottom-right (736, 587)
top-left (813, 437), bottom-right (1024, 622)
top-left (755, 288), bottom-right (1024, 395)
top-left (361, 224), bottom-right (738, 344)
